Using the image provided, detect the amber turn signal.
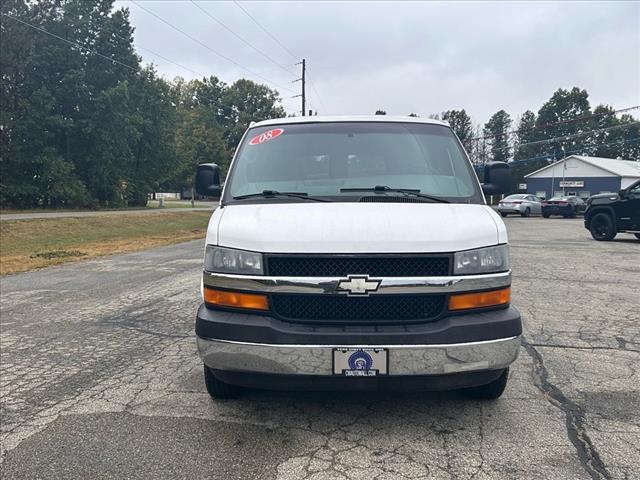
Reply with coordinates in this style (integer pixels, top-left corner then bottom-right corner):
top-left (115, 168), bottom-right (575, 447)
top-left (204, 287), bottom-right (269, 311)
top-left (448, 287), bottom-right (510, 311)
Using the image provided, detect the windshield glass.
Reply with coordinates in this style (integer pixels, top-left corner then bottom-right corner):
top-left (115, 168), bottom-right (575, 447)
top-left (223, 122), bottom-right (482, 204)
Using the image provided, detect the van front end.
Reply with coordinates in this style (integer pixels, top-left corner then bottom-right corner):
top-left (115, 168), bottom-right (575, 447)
top-left (196, 244), bottom-right (521, 398)
top-left (194, 116), bottom-right (521, 399)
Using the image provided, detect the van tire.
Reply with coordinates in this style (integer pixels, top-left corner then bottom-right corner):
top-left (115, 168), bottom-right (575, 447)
top-left (542, 213), bottom-right (550, 218)
top-left (500, 212), bottom-right (508, 217)
top-left (462, 368), bottom-right (509, 400)
top-left (589, 213), bottom-right (616, 241)
top-left (204, 365), bottom-right (242, 399)
top-left (521, 207), bottom-right (531, 217)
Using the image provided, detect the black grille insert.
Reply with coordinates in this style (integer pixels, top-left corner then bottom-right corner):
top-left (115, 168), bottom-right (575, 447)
top-left (270, 294), bottom-right (446, 324)
top-left (266, 255), bottom-right (450, 277)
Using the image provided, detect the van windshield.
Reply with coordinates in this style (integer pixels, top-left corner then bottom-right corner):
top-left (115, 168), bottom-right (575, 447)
top-left (223, 122), bottom-right (483, 204)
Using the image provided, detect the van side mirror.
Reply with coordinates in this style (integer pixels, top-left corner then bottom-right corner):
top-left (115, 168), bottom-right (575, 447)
top-left (195, 163), bottom-right (222, 198)
top-left (481, 161), bottom-right (511, 196)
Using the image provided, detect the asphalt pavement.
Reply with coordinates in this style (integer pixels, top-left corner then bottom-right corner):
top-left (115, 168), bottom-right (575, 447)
top-left (1, 218), bottom-right (638, 479)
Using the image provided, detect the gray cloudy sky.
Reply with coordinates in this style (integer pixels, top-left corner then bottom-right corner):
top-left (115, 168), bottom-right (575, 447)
top-left (115, 1), bottom-right (640, 125)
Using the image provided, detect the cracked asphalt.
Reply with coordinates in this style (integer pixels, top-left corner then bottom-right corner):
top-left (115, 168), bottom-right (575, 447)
top-left (1, 217), bottom-right (638, 479)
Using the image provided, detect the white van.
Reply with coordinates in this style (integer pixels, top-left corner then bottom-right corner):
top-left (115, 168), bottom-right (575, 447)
top-left (195, 116), bottom-right (521, 399)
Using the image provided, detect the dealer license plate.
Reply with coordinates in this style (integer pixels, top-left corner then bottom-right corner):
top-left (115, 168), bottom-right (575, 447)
top-left (332, 348), bottom-right (388, 376)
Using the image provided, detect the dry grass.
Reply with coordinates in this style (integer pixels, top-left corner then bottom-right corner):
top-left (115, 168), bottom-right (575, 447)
top-left (0, 211), bottom-right (211, 275)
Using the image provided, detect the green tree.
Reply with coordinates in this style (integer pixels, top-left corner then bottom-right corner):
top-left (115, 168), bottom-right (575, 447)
top-left (513, 111), bottom-right (540, 161)
top-left (535, 87), bottom-right (591, 159)
top-left (0, 0), bottom-right (142, 207)
top-left (483, 110), bottom-right (512, 162)
top-left (441, 109), bottom-right (473, 153)
top-left (175, 109), bottom-right (229, 184)
top-left (470, 124), bottom-right (489, 165)
top-left (220, 79), bottom-right (286, 151)
top-left (615, 114), bottom-right (640, 160)
top-left (511, 110), bottom-right (546, 193)
top-left (588, 105), bottom-right (640, 159)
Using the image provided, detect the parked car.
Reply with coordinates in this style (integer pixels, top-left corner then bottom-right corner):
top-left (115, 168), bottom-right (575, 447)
top-left (541, 196), bottom-right (586, 218)
top-left (497, 194), bottom-right (542, 217)
top-left (194, 116), bottom-right (521, 401)
top-left (584, 180), bottom-right (640, 241)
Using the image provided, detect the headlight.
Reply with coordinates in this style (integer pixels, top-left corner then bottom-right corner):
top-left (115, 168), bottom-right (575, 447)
top-left (204, 246), bottom-right (263, 274)
top-left (454, 245), bottom-right (509, 275)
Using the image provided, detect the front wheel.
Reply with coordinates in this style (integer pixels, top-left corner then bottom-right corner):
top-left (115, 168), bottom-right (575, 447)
top-left (635, 233), bottom-right (640, 240)
top-left (500, 212), bottom-right (508, 217)
top-left (462, 368), bottom-right (509, 400)
top-left (589, 213), bottom-right (616, 241)
top-left (204, 365), bottom-right (242, 399)
top-left (542, 213), bottom-right (550, 218)
top-left (521, 207), bottom-right (531, 218)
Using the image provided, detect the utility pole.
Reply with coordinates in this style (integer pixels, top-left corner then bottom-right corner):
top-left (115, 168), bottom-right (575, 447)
top-left (292, 58), bottom-right (306, 116)
top-left (561, 146), bottom-right (567, 195)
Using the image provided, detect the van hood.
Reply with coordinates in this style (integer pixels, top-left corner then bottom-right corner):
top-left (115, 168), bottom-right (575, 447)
top-left (208, 203), bottom-right (506, 253)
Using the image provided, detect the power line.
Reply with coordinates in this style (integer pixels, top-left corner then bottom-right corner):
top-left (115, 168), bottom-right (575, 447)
top-left (190, 1), bottom-right (296, 78)
top-left (134, 42), bottom-right (205, 77)
top-left (500, 121), bottom-right (640, 152)
top-left (512, 137), bottom-right (640, 166)
top-left (230, 1), bottom-right (323, 114)
top-left (308, 78), bottom-right (327, 114)
top-left (473, 137), bottom-right (640, 170)
top-left (5, 13), bottom-right (284, 118)
top-left (1, 13), bottom-right (138, 72)
top-left (470, 105), bottom-right (640, 142)
top-left (232, 0), bottom-right (298, 60)
top-left (254, 63), bottom-right (298, 76)
top-left (130, 0), bottom-right (296, 94)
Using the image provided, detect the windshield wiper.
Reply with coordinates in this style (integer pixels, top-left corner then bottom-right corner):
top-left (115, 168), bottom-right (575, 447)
top-left (340, 185), bottom-right (450, 203)
top-left (233, 190), bottom-right (330, 202)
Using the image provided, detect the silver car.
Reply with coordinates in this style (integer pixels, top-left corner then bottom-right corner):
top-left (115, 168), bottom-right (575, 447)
top-left (497, 194), bottom-right (542, 217)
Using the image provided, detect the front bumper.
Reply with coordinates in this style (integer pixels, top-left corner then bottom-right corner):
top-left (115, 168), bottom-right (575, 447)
top-left (542, 206), bottom-right (571, 216)
top-left (197, 335), bottom-right (521, 377)
top-left (196, 304), bottom-right (522, 378)
top-left (497, 205), bottom-right (523, 214)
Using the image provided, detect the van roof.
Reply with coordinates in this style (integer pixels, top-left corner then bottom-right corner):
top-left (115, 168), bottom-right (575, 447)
top-left (251, 115), bottom-right (450, 128)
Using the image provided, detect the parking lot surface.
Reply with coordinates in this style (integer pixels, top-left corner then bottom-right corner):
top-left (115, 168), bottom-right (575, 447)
top-left (1, 217), bottom-right (638, 479)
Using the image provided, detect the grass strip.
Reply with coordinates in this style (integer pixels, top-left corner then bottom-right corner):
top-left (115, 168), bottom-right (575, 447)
top-left (0, 211), bottom-right (211, 275)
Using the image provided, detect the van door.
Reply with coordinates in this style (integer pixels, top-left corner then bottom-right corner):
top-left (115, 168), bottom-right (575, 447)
top-left (617, 183), bottom-right (640, 230)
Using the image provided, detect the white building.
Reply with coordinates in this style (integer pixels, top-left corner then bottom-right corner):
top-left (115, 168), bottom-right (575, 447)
top-left (524, 155), bottom-right (640, 199)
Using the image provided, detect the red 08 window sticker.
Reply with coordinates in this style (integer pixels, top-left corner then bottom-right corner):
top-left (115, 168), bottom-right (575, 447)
top-left (248, 128), bottom-right (284, 146)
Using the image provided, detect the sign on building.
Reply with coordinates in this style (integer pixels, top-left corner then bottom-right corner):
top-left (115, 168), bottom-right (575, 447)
top-left (518, 183), bottom-right (527, 190)
top-left (559, 181), bottom-right (584, 188)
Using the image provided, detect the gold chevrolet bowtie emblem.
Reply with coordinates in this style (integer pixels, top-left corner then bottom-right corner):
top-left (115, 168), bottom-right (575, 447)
top-left (336, 275), bottom-right (382, 296)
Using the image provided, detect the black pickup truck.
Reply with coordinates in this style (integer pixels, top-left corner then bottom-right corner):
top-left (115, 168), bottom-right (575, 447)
top-left (584, 179), bottom-right (640, 241)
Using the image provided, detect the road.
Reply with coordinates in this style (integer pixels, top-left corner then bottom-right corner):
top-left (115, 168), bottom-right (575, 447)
top-left (1, 218), bottom-right (638, 479)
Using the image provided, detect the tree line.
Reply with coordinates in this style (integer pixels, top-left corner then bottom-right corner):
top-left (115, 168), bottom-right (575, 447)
top-left (433, 89), bottom-right (639, 191)
top-left (378, 89), bottom-right (639, 191)
top-left (1, 0), bottom-right (284, 208)
top-left (2, 1), bottom-right (638, 209)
